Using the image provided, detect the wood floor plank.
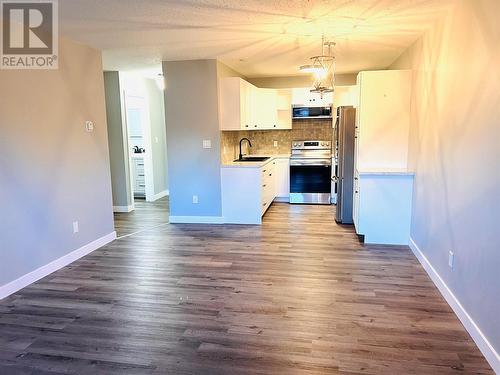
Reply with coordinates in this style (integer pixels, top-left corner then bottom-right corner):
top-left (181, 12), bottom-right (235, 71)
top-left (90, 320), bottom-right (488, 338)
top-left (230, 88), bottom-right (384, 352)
top-left (0, 200), bottom-right (493, 374)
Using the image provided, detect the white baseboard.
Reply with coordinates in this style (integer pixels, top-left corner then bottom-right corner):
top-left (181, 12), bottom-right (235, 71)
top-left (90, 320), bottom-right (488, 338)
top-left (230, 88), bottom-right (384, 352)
top-left (409, 238), bottom-right (500, 373)
top-left (0, 231), bottom-right (116, 300)
top-left (149, 189), bottom-right (169, 202)
top-left (169, 215), bottom-right (225, 224)
top-left (113, 205), bottom-right (134, 213)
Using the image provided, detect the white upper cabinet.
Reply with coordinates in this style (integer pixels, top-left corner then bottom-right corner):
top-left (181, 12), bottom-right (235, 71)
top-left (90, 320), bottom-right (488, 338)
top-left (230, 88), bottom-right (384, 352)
top-left (254, 88), bottom-right (278, 129)
top-left (276, 89), bottom-right (292, 129)
top-left (355, 70), bottom-right (411, 171)
top-left (220, 77), bottom-right (251, 130)
top-left (334, 85), bottom-right (357, 107)
top-left (220, 77), bottom-right (291, 130)
top-left (291, 88), bottom-right (332, 107)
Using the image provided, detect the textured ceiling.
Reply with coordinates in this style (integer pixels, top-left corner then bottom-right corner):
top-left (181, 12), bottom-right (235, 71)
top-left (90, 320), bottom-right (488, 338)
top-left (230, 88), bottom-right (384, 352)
top-left (59, 0), bottom-right (454, 76)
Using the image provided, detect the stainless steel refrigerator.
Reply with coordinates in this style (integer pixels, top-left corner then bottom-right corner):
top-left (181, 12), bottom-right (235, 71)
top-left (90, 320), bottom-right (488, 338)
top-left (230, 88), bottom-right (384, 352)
top-left (334, 106), bottom-right (356, 224)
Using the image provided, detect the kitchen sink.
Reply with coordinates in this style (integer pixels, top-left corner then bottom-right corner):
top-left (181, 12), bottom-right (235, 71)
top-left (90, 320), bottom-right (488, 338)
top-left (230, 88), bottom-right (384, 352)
top-left (234, 156), bottom-right (270, 162)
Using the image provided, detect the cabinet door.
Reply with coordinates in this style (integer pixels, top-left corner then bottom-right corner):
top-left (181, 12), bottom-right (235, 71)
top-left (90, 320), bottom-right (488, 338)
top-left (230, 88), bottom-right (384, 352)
top-left (220, 77), bottom-right (244, 130)
top-left (257, 89), bottom-right (278, 129)
top-left (357, 70), bottom-right (411, 170)
top-left (276, 90), bottom-right (292, 129)
top-left (274, 158), bottom-right (290, 198)
top-left (241, 80), bottom-right (253, 130)
top-left (292, 88), bottom-right (333, 106)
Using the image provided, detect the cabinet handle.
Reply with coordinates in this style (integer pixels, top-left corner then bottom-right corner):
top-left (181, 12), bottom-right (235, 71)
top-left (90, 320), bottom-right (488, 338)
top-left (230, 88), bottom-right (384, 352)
top-left (269, 173), bottom-right (272, 177)
top-left (262, 169), bottom-right (267, 173)
top-left (262, 202), bottom-right (267, 207)
top-left (245, 125), bottom-right (249, 128)
top-left (355, 190), bottom-right (359, 194)
top-left (273, 125), bottom-right (276, 128)
top-left (138, 174), bottom-right (144, 177)
top-left (254, 125), bottom-right (257, 128)
top-left (139, 184), bottom-right (146, 187)
top-left (263, 184), bottom-right (267, 188)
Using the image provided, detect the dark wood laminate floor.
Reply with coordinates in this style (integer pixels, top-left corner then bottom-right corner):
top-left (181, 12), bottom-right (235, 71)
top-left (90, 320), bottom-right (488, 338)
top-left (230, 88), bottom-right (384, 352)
top-left (113, 197), bottom-right (169, 238)
top-left (0, 203), bottom-right (493, 374)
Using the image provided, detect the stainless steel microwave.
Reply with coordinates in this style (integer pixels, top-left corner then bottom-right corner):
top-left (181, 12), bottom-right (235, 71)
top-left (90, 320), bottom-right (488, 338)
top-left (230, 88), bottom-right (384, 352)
top-left (292, 106), bottom-right (332, 119)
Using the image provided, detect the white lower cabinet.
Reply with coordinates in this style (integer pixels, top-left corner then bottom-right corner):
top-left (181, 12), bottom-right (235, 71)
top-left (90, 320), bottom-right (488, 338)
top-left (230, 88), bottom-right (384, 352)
top-left (221, 159), bottom-right (278, 224)
top-left (354, 171), bottom-right (414, 245)
top-left (131, 157), bottom-right (146, 197)
top-left (274, 158), bottom-right (290, 201)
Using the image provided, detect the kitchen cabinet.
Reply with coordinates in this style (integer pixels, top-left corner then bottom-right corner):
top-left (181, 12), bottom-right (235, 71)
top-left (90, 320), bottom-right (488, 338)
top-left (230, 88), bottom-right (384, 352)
top-left (254, 88), bottom-right (278, 129)
top-left (276, 90), bottom-right (292, 129)
top-left (353, 171), bottom-right (414, 245)
top-left (220, 77), bottom-right (254, 130)
top-left (334, 85), bottom-right (357, 107)
top-left (221, 159), bottom-right (277, 224)
top-left (292, 88), bottom-right (332, 107)
top-left (274, 157), bottom-right (290, 200)
top-left (131, 156), bottom-right (146, 197)
top-left (352, 70), bottom-right (413, 245)
top-left (220, 78), bottom-right (290, 130)
top-left (355, 70), bottom-right (411, 170)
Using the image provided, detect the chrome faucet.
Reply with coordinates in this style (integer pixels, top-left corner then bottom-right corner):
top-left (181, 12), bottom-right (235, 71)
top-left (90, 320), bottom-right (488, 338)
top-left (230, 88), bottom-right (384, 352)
top-left (239, 138), bottom-right (252, 160)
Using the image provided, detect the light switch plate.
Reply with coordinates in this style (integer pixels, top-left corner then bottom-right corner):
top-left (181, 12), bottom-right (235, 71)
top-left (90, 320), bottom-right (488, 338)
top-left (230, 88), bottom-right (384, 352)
top-left (73, 221), bottom-right (79, 233)
top-left (203, 140), bottom-right (211, 149)
top-left (273, 140), bottom-right (278, 147)
top-left (85, 121), bottom-right (94, 132)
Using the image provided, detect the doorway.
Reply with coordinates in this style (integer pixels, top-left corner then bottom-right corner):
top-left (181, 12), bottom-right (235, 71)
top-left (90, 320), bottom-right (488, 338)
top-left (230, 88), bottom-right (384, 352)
top-left (104, 69), bottom-right (169, 237)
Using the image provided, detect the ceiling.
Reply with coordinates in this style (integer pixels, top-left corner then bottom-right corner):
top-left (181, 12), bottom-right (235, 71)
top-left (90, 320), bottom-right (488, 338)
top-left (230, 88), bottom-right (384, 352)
top-left (59, 0), bottom-right (455, 76)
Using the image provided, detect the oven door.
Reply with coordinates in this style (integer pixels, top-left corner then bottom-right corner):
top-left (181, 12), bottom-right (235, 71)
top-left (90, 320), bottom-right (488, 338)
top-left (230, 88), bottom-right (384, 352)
top-left (289, 159), bottom-right (332, 204)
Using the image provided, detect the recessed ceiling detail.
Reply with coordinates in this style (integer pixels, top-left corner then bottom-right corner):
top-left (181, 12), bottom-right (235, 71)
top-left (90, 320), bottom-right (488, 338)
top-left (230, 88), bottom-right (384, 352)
top-left (59, 0), bottom-right (454, 76)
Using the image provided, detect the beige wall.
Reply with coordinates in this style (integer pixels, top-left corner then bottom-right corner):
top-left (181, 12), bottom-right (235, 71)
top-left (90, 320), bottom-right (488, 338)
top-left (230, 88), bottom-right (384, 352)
top-left (390, 0), bottom-right (500, 359)
top-left (0, 37), bottom-right (115, 286)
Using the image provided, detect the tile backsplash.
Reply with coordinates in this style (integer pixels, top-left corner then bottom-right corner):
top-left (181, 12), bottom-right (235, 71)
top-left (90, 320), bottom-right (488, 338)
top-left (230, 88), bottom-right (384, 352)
top-left (221, 119), bottom-right (334, 163)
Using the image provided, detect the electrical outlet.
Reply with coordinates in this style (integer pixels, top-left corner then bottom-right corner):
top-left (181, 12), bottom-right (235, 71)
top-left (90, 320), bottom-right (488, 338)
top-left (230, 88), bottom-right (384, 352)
top-left (202, 140), bottom-right (211, 149)
top-left (73, 221), bottom-right (79, 233)
top-left (192, 195), bottom-right (199, 204)
top-left (85, 121), bottom-right (94, 132)
top-left (448, 251), bottom-right (454, 269)
top-left (273, 140), bottom-right (278, 147)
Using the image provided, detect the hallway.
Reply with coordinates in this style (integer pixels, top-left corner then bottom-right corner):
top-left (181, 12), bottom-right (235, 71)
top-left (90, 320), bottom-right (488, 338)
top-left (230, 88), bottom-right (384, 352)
top-left (0, 203), bottom-right (492, 374)
top-left (113, 197), bottom-right (169, 238)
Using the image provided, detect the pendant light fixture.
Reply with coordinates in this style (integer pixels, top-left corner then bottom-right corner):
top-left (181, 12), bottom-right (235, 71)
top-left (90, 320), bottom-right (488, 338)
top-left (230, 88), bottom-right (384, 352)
top-left (299, 36), bottom-right (336, 98)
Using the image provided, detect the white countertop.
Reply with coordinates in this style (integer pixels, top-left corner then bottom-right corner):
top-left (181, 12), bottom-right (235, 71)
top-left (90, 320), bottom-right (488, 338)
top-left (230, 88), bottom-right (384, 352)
top-left (221, 154), bottom-right (290, 168)
top-left (357, 168), bottom-right (415, 176)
